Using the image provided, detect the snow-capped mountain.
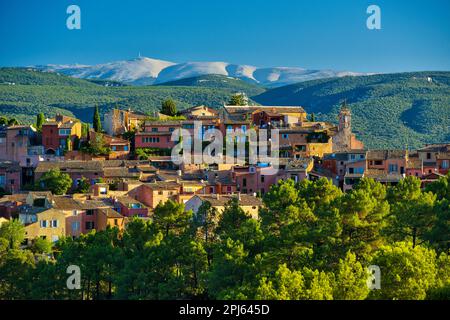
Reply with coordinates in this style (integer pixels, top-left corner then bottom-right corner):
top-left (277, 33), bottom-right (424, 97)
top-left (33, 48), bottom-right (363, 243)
top-left (34, 56), bottom-right (367, 87)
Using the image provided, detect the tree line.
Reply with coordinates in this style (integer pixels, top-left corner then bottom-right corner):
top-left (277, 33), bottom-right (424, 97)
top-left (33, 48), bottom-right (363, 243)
top-left (0, 174), bottom-right (449, 300)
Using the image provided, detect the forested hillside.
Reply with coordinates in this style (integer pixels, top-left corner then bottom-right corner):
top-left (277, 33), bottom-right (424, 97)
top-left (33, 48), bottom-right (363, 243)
top-left (0, 68), bottom-right (260, 123)
top-left (253, 72), bottom-right (450, 149)
top-left (1, 68), bottom-right (449, 149)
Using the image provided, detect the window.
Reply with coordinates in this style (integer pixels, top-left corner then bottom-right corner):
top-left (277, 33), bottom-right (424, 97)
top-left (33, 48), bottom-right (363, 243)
top-left (152, 128), bottom-right (158, 132)
top-left (86, 210), bottom-right (94, 216)
top-left (59, 129), bottom-right (71, 136)
top-left (114, 219), bottom-right (118, 226)
top-left (124, 146), bottom-right (129, 151)
top-left (209, 187), bottom-right (214, 193)
top-left (350, 154), bottom-right (356, 160)
top-left (374, 160), bottom-right (383, 165)
top-left (359, 154), bottom-right (364, 159)
top-left (169, 127), bottom-right (175, 132)
top-left (72, 210), bottom-right (78, 216)
top-left (99, 187), bottom-right (107, 195)
top-left (142, 137), bottom-right (160, 143)
top-left (85, 221), bottom-right (95, 230)
top-left (261, 175), bottom-right (265, 183)
top-left (71, 221), bottom-right (80, 231)
top-left (427, 153), bottom-right (431, 160)
top-left (442, 160), bottom-right (449, 169)
top-left (40, 220), bottom-right (47, 228)
top-left (51, 220), bottom-right (58, 228)
top-left (242, 178), bottom-right (247, 187)
top-left (51, 235), bottom-right (59, 242)
top-left (112, 146), bottom-right (116, 151)
top-left (389, 164), bottom-right (398, 173)
top-left (282, 134), bottom-right (289, 139)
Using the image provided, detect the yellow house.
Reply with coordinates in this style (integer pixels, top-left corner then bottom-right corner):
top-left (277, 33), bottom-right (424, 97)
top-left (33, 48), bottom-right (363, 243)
top-left (97, 208), bottom-right (126, 232)
top-left (184, 194), bottom-right (262, 220)
top-left (180, 105), bottom-right (218, 119)
top-left (24, 208), bottom-right (67, 243)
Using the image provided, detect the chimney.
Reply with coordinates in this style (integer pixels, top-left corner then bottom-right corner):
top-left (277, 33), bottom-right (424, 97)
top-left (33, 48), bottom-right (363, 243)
top-left (238, 192), bottom-right (241, 201)
top-left (216, 193), bottom-right (220, 200)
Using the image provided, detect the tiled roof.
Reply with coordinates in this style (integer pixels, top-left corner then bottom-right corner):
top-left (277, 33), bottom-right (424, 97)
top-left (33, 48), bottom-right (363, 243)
top-left (224, 105), bottom-right (306, 114)
top-left (144, 181), bottom-right (181, 190)
top-left (366, 150), bottom-right (407, 160)
top-left (35, 161), bottom-right (103, 173)
top-left (135, 131), bottom-right (173, 136)
top-left (144, 120), bottom-right (182, 126)
top-left (206, 170), bottom-right (234, 185)
top-left (418, 144), bottom-right (450, 153)
top-left (196, 194), bottom-right (262, 207)
top-left (52, 196), bottom-right (84, 210)
top-left (286, 158), bottom-right (313, 171)
top-left (364, 169), bottom-right (404, 182)
top-left (103, 167), bottom-right (141, 178)
top-left (99, 208), bottom-right (123, 218)
top-left (116, 196), bottom-right (146, 206)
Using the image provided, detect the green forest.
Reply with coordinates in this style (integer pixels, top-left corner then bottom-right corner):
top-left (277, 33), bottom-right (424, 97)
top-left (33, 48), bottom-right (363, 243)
top-left (1, 174), bottom-right (449, 300)
top-left (253, 71), bottom-right (450, 149)
top-left (1, 68), bottom-right (449, 149)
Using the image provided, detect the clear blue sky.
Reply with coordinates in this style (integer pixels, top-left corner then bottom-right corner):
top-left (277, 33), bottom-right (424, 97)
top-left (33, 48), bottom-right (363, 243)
top-left (0, 0), bottom-right (449, 73)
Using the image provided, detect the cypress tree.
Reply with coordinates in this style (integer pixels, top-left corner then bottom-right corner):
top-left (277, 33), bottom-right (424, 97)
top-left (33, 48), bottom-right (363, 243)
top-left (93, 106), bottom-right (102, 132)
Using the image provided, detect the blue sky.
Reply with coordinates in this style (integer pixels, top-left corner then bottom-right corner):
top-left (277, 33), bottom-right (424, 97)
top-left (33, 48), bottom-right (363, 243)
top-left (0, 0), bottom-right (449, 73)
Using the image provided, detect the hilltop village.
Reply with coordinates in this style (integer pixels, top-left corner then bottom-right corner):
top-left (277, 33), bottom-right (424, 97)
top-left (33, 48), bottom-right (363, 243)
top-left (0, 101), bottom-right (448, 245)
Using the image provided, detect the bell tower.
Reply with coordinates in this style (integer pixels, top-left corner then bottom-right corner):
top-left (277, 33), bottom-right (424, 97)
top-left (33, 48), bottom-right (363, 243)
top-left (338, 100), bottom-right (351, 131)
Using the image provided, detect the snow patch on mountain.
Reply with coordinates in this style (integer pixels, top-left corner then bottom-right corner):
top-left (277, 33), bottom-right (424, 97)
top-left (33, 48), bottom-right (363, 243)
top-left (34, 56), bottom-right (368, 87)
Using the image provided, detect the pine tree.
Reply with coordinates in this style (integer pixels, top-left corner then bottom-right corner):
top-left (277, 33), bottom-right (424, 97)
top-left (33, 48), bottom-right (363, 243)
top-left (161, 99), bottom-right (177, 116)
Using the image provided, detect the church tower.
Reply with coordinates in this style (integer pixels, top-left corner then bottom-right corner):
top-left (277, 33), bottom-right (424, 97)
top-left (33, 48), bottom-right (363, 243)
top-left (338, 100), bottom-right (351, 132)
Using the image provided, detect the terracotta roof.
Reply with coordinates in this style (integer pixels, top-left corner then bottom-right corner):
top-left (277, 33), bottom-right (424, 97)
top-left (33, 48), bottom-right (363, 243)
top-left (195, 194), bottom-right (262, 207)
top-left (224, 105), bottom-right (306, 114)
top-left (116, 196), bottom-right (146, 207)
top-left (367, 150), bottom-right (407, 160)
top-left (180, 105), bottom-right (218, 114)
top-left (103, 167), bottom-right (141, 178)
top-left (364, 169), bottom-right (404, 182)
top-left (286, 158), bottom-right (313, 171)
top-left (206, 170), bottom-right (234, 185)
top-left (418, 144), bottom-right (450, 153)
top-left (99, 208), bottom-right (123, 218)
top-left (144, 120), bottom-right (182, 126)
top-left (52, 196), bottom-right (84, 210)
top-left (135, 131), bottom-right (173, 136)
top-left (144, 181), bottom-right (181, 190)
top-left (35, 161), bottom-right (103, 173)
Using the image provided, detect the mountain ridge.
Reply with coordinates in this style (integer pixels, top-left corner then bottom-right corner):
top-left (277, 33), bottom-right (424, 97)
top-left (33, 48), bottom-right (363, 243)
top-left (32, 56), bottom-right (369, 87)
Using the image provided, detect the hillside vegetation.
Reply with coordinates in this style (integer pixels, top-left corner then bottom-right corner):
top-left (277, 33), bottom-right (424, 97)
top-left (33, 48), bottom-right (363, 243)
top-left (1, 68), bottom-right (449, 149)
top-left (0, 68), bottom-right (260, 123)
top-left (253, 72), bottom-right (450, 149)
top-left (156, 74), bottom-right (265, 96)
